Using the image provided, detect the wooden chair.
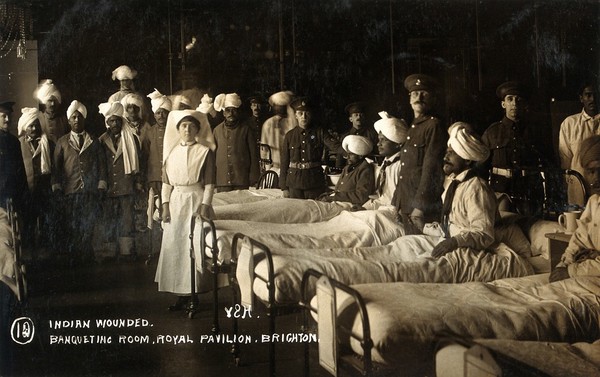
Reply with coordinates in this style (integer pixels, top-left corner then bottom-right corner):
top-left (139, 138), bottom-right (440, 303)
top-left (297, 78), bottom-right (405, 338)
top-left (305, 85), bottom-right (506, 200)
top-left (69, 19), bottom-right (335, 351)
top-left (256, 170), bottom-right (279, 189)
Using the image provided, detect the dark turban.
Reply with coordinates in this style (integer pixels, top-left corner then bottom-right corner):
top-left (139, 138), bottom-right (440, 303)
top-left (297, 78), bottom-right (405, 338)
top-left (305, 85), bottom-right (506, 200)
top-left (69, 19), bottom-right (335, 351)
top-left (579, 135), bottom-right (600, 168)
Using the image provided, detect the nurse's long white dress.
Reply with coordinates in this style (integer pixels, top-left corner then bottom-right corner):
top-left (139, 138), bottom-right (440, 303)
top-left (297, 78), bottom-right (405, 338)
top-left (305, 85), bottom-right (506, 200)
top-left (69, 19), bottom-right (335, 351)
top-left (155, 142), bottom-right (214, 294)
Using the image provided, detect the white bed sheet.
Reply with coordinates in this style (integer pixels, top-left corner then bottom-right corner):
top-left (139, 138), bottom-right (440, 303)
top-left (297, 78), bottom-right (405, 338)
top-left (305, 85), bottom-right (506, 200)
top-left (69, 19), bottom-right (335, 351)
top-left (211, 188), bottom-right (282, 206)
top-left (213, 198), bottom-right (351, 223)
top-left (248, 235), bottom-right (534, 304)
top-left (211, 208), bottom-right (404, 262)
top-left (314, 274), bottom-right (600, 369)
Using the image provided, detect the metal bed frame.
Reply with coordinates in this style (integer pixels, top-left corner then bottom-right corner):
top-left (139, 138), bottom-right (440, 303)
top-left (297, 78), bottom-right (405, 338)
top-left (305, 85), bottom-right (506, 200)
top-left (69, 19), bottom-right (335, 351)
top-left (187, 214), bottom-right (231, 333)
top-left (6, 198), bottom-right (27, 305)
top-left (299, 269), bottom-right (391, 377)
top-left (228, 233), bottom-right (303, 377)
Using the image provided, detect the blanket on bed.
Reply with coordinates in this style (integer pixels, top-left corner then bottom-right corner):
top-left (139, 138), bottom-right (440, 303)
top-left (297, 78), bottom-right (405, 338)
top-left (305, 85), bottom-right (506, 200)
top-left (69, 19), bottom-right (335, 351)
top-left (211, 208), bottom-right (404, 262)
top-left (212, 188), bottom-right (282, 206)
top-left (322, 274), bottom-right (600, 369)
top-left (248, 235), bottom-right (534, 303)
top-left (473, 338), bottom-right (600, 377)
top-left (213, 198), bottom-right (352, 223)
top-left (0, 208), bottom-right (16, 295)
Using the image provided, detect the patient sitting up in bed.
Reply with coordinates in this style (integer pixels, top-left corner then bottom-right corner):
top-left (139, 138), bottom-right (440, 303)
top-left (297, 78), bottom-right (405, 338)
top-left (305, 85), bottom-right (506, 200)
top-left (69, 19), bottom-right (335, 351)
top-left (551, 135), bottom-right (600, 282)
top-left (359, 112), bottom-right (408, 211)
top-left (319, 135), bottom-right (374, 205)
top-left (430, 122), bottom-right (495, 257)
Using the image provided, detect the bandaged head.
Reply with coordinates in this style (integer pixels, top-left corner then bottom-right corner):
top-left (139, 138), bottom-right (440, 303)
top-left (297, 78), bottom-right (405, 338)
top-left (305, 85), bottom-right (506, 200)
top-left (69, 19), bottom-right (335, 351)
top-left (447, 122), bottom-right (489, 162)
top-left (342, 135), bottom-right (373, 156)
top-left (268, 91), bottom-right (294, 107)
top-left (579, 135), bottom-right (600, 168)
top-left (147, 89), bottom-right (172, 113)
top-left (214, 93), bottom-right (242, 112)
top-left (17, 107), bottom-right (46, 136)
top-left (197, 94), bottom-right (214, 114)
top-left (111, 65), bottom-right (137, 81)
top-left (66, 100), bottom-right (87, 119)
top-left (373, 111), bottom-right (408, 144)
top-left (34, 79), bottom-right (62, 104)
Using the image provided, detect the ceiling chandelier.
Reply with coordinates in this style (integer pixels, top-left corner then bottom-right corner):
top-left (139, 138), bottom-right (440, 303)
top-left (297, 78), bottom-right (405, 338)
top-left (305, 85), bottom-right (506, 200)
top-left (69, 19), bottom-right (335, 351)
top-left (0, 2), bottom-right (30, 60)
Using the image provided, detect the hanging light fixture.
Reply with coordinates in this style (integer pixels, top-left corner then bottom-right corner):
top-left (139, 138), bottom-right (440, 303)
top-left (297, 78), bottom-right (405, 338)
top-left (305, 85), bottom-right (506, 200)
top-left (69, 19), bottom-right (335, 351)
top-left (16, 6), bottom-right (26, 59)
top-left (0, 2), bottom-right (28, 60)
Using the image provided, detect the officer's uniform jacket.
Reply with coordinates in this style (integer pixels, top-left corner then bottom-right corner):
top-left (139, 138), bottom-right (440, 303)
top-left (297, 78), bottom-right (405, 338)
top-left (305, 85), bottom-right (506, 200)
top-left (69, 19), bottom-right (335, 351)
top-left (279, 125), bottom-right (338, 191)
top-left (329, 159), bottom-right (375, 205)
top-left (392, 115), bottom-right (446, 220)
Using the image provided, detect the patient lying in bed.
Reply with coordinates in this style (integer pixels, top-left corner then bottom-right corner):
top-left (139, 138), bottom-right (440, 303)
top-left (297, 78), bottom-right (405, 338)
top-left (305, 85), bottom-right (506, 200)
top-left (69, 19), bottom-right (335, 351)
top-left (235, 127), bottom-right (535, 303)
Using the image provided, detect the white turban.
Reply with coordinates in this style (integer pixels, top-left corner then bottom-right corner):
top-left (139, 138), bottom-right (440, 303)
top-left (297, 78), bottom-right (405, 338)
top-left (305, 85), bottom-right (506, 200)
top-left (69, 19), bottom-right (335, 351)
top-left (373, 111), bottom-right (408, 144)
top-left (120, 93), bottom-right (144, 108)
top-left (147, 89), bottom-right (172, 113)
top-left (447, 122), bottom-right (489, 162)
top-left (214, 93), bottom-right (242, 112)
top-left (342, 135), bottom-right (373, 156)
top-left (197, 94), bottom-right (214, 114)
top-left (34, 79), bottom-right (61, 104)
top-left (17, 107), bottom-right (43, 136)
top-left (18, 108), bottom-right (51, 175)
top-left (111, 65), bottom-right (137, 81)
top-left (268, 91), bottom-right (294, 106)
top-left (66, 100), bottom-right (88, 119)
top-left (98, 101), bottom-right (139, 175)
top-left (98, 101), bottom-right (125, 122)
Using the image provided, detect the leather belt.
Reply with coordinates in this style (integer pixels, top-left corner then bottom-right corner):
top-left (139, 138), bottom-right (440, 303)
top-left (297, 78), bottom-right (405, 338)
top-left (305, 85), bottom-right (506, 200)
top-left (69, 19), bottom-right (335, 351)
top-left (492, 167), bottom-right (513, 178)
top-left (492, 167), bottom-right (540, 178)
top-left (289, 162), bottom-right (321, 169)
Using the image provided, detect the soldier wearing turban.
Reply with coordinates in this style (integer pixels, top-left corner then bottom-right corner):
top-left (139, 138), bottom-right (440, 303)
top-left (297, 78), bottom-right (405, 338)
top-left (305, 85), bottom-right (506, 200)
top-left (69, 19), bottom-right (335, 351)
top-left (212, 93), bottom-right (260, 192)
top-left (17, 107), bottom-right (55, 252)
top-left (431, 122), bottom-right (495, 258)
top-left (34, 79), bottom-right (69, 143)
top-left (52, 100), bottom-right (107, 264)
top-left (98, 102), bottom-right (142, 260)
top-left (319, 135), bottom-right (375, 205)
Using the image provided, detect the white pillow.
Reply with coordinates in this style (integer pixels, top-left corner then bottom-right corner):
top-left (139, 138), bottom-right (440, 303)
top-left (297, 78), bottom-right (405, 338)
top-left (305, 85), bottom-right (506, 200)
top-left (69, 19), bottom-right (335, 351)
top-left (528, 220), bottom-right (562, 259)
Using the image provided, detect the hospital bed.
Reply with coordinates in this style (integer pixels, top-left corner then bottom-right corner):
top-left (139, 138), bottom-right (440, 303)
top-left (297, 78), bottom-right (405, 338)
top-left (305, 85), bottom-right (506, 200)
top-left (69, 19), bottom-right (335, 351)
top-left (435, 338), bottom-right (600, 377)
top-left (300, 269), bottom-right (600, 377)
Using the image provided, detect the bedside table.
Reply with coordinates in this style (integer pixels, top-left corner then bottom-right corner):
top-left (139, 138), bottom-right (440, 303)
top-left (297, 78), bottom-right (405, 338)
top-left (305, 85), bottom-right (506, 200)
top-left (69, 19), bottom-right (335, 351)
top-left (545, 232), bottom-right (572, 269)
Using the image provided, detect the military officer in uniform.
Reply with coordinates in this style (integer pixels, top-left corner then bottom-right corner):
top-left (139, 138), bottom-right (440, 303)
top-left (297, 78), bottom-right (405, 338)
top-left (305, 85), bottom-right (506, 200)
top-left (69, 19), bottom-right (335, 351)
top-left (392, 74), bottom-right (447, 233)
top-left (280, 97), bottom-right (339, 199)
top-left (334, 102), bottom-right (378, 168)
top-left (481, 81), bottom-right (547, 216)
top-left (0, 101), bottom-right (28, 211)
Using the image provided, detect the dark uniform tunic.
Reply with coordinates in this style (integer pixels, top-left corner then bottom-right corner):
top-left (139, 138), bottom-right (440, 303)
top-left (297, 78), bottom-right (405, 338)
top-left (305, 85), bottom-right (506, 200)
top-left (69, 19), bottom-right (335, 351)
top-left (0, 130), bottom-right (28, 210)
top-left (481, 116), bottom-right (547, 216)
top-left (392, 115), bottom-right (447, 221)
top-left (328, 159), bottom-right (375, 205)
top-left (213, 118), bottom-right (260, 190)
top-left (280, 126), bottom-right (339, 198)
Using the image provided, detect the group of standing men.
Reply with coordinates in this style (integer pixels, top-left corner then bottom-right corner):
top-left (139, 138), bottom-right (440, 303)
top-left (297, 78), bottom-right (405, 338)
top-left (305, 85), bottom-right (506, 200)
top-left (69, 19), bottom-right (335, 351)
top-left (0, 64), bottom-right (598, 264)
